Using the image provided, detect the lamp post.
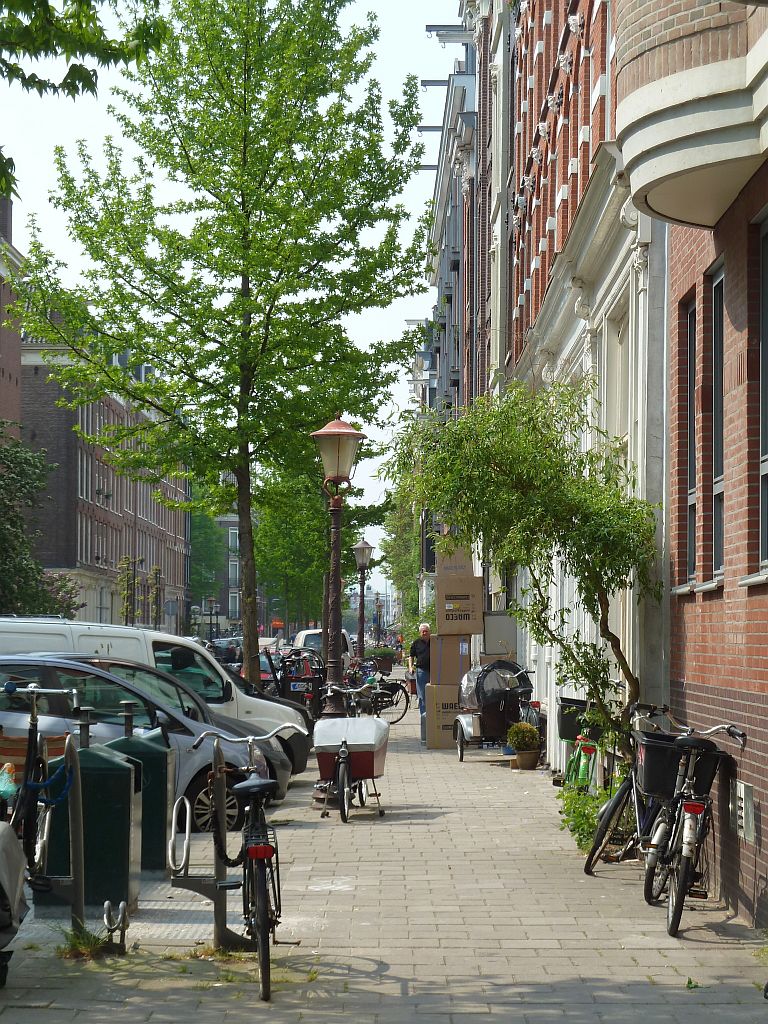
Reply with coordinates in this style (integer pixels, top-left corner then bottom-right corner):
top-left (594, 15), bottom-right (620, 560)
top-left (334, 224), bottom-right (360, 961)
top-left (352, 538), bottom-right (374, 661)
top-left (207, 596), bottom-right (220, 643)
top-left (374, 592), bottom-right (383, 646)
top-left (312, 416), bottom-right (366, 714)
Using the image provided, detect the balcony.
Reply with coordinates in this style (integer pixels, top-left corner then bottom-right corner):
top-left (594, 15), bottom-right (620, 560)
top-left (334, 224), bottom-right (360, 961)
top-left (615, 3), bottom-right (768, 227)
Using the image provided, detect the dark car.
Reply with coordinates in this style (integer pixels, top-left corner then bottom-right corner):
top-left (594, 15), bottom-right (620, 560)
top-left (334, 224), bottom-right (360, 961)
top-left (27, 653), bottom-right (292, 801)
top-left (0, 655), bottom-right (278, 832)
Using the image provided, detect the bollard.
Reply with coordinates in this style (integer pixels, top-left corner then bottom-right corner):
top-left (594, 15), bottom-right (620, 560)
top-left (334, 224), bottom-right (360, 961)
top-left (78, 708), bottom-right (94, 749)
top-left (120, 701), bottom-right (136, 738)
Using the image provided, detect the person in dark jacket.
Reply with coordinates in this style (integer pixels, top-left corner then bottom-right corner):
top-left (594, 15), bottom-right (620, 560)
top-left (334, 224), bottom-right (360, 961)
top-left (408, 623), bottom-right (431, 718)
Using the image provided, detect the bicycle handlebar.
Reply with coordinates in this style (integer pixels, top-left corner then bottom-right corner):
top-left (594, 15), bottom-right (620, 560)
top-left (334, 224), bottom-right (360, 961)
top-left (189, 722), bottom-right (308, 751)
top-left (326, 683), bottom-right (370, 696)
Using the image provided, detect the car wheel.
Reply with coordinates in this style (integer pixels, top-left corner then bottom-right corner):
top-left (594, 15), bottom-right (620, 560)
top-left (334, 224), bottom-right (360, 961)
top-left (184, 773), bottom-right (244, 833)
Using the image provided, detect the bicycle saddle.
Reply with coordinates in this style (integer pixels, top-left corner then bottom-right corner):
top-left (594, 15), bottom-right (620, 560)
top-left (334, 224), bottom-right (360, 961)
top-left (232, 776), bottom-right (279, 798)
top-left (673, 734), bottom-right (718, 753)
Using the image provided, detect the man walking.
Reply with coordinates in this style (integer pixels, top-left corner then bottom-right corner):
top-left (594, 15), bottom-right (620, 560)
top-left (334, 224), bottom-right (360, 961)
top-left (408, 623), bottom-right (431, 719)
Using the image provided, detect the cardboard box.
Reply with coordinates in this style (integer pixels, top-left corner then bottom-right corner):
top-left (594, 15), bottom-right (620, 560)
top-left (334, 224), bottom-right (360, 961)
top-left (435, 545), bottom-right (474, 577)
top-left (436, 575), bottom-right (484, 635)
top-left (430, 634), bottom-right (472, 690)
top-left (425, 683), bottom-right (460, 749)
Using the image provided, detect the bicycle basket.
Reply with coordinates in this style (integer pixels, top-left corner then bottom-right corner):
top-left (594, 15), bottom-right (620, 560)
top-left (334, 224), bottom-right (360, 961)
top-left (557, 697), bottom-right (603, 743)
top-left (635, 731), bottom-right (681, 800)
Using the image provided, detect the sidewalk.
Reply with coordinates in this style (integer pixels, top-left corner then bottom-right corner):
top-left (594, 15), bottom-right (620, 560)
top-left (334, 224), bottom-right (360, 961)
top-left (5, 699), bottom-right (767, 1022)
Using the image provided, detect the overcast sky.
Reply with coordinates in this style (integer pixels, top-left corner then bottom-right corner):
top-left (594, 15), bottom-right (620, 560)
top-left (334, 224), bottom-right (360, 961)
top-left (3, 1), bottom-right (460, 594)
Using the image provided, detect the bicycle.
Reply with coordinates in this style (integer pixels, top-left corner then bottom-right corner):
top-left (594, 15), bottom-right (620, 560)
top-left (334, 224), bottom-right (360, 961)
top-left (190, 722), bottom-right (308, 1001)
top-left (637, 710), bottom-right (746, 934)
top-left (583, 702), bottom-right (672, 875)
top-left (351, 661), bottom-right (410, 725)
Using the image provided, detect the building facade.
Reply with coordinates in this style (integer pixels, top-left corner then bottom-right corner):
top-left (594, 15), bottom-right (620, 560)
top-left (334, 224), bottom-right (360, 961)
top-left (617, 0), bottom-right (768, 925)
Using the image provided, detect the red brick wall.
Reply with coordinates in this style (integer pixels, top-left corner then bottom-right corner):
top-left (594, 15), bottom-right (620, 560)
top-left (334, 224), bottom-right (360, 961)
top-left (668, 159), bottom-right (768, 926)
top-left (615, 0), bottom-right (747, 106)
top-left (0, 278), bottom-right (21, 427)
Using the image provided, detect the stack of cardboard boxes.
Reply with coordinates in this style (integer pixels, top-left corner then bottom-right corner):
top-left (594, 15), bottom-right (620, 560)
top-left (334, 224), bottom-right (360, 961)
top-left (425, 546), bottom-right (484, 749)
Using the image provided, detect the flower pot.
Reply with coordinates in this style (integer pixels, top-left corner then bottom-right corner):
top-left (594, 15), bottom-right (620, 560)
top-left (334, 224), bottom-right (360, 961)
top-left (514, 749), bottom-right (539, 770)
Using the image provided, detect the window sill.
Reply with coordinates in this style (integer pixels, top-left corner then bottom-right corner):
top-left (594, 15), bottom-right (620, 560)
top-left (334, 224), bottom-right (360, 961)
top-left (694, 576), bottom-right (724, 594)
top-left (671, 582), bottom-right (696, 596)
top-left (737, 570), bottom-right (768, 588)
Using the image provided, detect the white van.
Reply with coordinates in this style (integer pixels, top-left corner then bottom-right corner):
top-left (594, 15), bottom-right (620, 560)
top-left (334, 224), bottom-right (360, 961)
top-left (0, 618), bottom-right (310, 773)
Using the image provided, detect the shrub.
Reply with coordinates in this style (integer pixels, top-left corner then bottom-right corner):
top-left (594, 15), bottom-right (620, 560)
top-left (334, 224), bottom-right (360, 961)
top-left (506, 721), bottom-right (540, 751)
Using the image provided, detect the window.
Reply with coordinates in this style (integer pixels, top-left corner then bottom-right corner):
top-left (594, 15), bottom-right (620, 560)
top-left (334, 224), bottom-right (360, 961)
top-left (712, 274), bottom-right (724, 575)
top-left (228, 591), bottom-right (240, 620)
top-left (228, 559), bottom-right (240, 587)
top-left (228, 527), bottom-right (239, 553)
top-left (686, 303), bottom-right (696, 579)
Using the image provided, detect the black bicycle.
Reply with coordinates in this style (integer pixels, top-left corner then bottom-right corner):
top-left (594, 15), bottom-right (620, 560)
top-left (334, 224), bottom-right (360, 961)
top-left (638, 712), bottom-right (746, 934)
top-left (583, 702), bottom-right (672, 875)
top-left (191, 723), bottom-right (307, 1001)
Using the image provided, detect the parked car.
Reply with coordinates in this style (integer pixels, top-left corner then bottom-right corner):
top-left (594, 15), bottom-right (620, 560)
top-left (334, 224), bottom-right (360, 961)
top-left (0, 655), bottom-right (287, 832)
top-left (0, 618), bottom-right (312, 774)
top-left (25, 653), bottom-right (292, 801)
top-left (293, 628), bottom-right (354, 671)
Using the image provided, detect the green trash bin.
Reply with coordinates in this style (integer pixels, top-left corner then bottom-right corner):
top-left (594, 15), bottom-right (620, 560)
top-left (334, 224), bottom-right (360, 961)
top-left (105, 730), bottom-right (174, 873)
top-left (39, 745), bottom-right (142, 913)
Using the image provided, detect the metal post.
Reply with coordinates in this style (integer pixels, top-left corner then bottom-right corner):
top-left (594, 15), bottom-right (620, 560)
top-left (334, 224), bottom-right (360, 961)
top-left (120, 701), bottom-right (135, 738)
top-left (78, 708), bottom-right (93, 749)
top-left (212, 740), bottom-right (229, 949)
top-left (326, 496), bottom-right (343, 685)
top-left (357, 565), bottom-right (366, 661)
top-left (64, 736), bottom-right (85, 932)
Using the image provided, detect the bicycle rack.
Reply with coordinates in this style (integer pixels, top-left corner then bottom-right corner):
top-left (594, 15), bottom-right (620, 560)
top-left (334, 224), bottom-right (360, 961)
top-left (103, 900), bottom-right (129, 951)
top-left (169, 739), bottom-right (251, 951)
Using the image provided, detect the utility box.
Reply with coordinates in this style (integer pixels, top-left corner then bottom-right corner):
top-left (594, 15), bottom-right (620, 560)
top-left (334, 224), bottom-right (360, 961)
top-left (40, 745), bottom-right (142, 913)
top-left (105, 730), bottom-right (174, 874)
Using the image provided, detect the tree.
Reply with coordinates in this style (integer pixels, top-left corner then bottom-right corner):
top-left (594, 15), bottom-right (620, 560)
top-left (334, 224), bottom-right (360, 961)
top-left (379, 487), bottom-right (421, 639)
top-left (188, 504), bottom-right (226, 610)
top-left (0, 0), bottom-right (167, 196)
top-left (386, 379), bottom-right (660, 747)
top-left (0, 421), bottom-right (80, 614)
top-left (10, 0), bottom-right (428, 680)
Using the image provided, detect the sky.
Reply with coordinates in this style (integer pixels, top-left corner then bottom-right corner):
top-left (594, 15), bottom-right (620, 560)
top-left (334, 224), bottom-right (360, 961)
top-left (2, 0), bottom-right (460, 594)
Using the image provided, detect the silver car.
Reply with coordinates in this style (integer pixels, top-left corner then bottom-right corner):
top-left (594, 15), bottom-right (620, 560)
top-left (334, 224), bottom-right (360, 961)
top-left (0, 655), bottom-right (271, 831)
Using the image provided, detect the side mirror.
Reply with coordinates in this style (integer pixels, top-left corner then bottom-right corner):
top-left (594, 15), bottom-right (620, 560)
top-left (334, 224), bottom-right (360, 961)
top-left (222, 679), bottom-right (232, 701)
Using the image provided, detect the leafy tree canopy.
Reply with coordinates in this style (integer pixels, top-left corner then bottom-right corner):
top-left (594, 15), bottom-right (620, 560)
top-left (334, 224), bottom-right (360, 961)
top-left (386, 378), bottom-right (660, 742)
top-left (9, 0), bottom-right (429, 677)
top-left (0, 0), bottom-right (168, 196)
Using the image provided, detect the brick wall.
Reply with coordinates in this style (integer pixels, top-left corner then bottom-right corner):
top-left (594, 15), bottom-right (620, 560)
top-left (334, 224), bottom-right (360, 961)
top-left (668, 158), bottom-right (768, 926)
top-left (615, 0), bottom-right (747, 106)
top-left (0, 279), bottom-right (21, 426)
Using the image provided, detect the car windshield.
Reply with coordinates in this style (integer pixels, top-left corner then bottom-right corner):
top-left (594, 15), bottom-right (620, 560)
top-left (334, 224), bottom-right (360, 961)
top-left (300, 633), bottom-right (322, 651)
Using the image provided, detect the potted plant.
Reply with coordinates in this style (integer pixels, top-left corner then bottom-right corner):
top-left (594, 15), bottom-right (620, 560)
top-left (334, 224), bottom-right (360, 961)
top-left (366, 646), bottom-right (397, 674)
top-left (506, 721), bottom-right (540, 770)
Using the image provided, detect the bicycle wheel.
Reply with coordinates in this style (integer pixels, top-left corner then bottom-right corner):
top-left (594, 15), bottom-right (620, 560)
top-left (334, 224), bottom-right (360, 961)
top-left (456, 728), bottom-right (465, 762)
top-left (584, 777), bottom-right (633, 875)
top-left (253, 859), bottom-right (272, 1001)
top-left (643, 806), bottom-right (672, 904)
top-left (373, 683), bottom-right (409, 724)
top-left (357, 780), bottom-right (367, 806)
top-left (666, 849), bottom-right (694, 936)
top-left (338, 760), bottom-right (352, 823)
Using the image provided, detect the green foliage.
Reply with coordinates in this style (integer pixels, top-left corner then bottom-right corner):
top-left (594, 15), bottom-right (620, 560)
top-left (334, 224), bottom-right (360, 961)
top-left (0, 422), bottom-right (79, 615)
top-left (506, 721), bottom-right (540, 751)
top-left (557, 783), bottom-right (603, 851)
top-left (189, 505), bottom-right (226, 606)
top-left (9, 0), bottom-right (429, 675)
top-left (366, 646), bottom-right (396, 660)
top-left (378, 482), bottom-right (420, 633)
top-left (386, 378), bottom-right (660, 741)
top-left (0, 0), bottom-right (168, 196)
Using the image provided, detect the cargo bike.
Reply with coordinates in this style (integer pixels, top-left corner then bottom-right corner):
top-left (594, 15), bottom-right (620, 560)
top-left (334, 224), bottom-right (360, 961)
top-left (314, 684), bottom-right (389, 821)
top-left (453, 660), bottom-right (538, 761)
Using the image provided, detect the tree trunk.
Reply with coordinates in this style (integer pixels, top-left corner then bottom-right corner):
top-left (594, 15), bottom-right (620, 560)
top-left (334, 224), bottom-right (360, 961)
top-left (237, 457), bottom-right (259, 684)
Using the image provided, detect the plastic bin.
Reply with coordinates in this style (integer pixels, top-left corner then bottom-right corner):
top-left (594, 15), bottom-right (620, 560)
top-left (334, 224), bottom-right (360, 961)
top-left (557, 697), bottom-right (603, 742)
top-left (634, 731), bottom-right (681, 799)
top-left (105, 730), bottom-right (175, 873)
top-left (40, 745), bottom-right (142, 912)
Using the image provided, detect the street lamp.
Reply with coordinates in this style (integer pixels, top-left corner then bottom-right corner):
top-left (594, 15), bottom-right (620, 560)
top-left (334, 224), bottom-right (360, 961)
top-left (206, 596), bottom-right (220, 643)
top-left (352, 538), bottom-right (374, 661)
top-left (312, 415), bottom-right (366, 714)
top-left (374, 591), bottom-right (383, 646)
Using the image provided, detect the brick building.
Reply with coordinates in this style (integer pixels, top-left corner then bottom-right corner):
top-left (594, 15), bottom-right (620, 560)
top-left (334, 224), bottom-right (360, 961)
top-left (617, 0), bottom-right (768, 924)
top-left (0, 199), bottom-right (22, 426)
